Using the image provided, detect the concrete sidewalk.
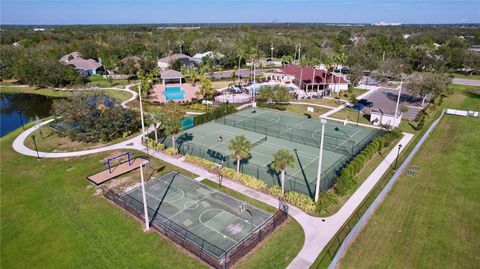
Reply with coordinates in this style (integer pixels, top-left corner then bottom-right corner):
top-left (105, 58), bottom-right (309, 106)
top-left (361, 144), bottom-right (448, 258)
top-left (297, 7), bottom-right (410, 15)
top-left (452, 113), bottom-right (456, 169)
top-left (11, 107), bottom-right (414, 269)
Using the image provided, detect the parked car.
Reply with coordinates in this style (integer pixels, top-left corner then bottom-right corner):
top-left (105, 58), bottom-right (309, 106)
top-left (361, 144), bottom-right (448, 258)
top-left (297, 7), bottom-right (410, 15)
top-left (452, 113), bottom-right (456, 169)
top-left (358, 99), bottom-right (373, 107)
top-left (353, 103), bottom-right (365, 111)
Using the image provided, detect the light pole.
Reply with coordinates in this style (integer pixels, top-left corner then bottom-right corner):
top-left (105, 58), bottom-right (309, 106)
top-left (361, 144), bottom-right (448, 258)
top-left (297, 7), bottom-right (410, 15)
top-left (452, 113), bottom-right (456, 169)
top-left (270, 44), bottom-right (274, 60)
top-left (139, 163), bottom-right (150, 231)
top-left (17, 111), bottom-right (25, 130)
top-left (356, 109), bottom-right (361, 126)
top-left (31, 135), bottom-right (40, 160)
top-left (138, 85), bottom-right (146, 140)
top-left (394, 144), bottom-right (403, 171)
top-left (315, 119), bottom-right (327, 202)
top-left (393, 79), bottom-right (403, 128)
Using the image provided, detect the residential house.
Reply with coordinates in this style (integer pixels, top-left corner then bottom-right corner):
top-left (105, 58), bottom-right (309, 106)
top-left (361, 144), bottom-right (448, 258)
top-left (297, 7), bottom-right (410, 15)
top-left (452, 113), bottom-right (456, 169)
top-left (157, 53), bottom-right (197, 70)
top-left (60, 52), bottom-right (104, 76)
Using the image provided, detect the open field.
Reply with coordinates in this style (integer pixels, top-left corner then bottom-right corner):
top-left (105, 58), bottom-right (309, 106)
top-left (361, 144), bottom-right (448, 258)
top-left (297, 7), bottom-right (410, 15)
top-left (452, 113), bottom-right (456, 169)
top-left (0, 127), bottom-right (207, 269)
top-left (340, 115), bottom-right (480, 268)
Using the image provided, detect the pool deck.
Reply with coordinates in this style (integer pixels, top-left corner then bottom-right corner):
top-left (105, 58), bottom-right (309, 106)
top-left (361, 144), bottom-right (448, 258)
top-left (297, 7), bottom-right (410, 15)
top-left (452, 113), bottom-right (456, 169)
top-left (149, 83), bottom-right (201, 103)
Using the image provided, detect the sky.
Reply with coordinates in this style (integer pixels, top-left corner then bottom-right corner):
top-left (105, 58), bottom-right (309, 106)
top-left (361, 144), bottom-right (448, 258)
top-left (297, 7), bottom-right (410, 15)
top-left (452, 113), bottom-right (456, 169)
top-left (1, 0), bottom-right (479, 25)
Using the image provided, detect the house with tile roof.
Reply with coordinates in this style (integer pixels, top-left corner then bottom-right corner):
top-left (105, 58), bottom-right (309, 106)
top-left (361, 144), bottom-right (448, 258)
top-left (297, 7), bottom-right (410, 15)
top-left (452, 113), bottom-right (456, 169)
top-left (60, 52), bottom-right (104, 77)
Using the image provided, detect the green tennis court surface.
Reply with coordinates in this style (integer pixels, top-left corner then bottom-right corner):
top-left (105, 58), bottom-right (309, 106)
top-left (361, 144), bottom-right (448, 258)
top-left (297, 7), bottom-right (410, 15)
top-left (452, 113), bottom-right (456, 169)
top-left (124, 172), bottom-right (272, 258)
top-left (165, 107), bottom-right (382, 195)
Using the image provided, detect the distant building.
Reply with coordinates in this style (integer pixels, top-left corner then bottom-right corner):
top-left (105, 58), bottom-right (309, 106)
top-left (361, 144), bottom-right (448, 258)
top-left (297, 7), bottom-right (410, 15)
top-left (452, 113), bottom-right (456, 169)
top-left (372, 21), bottom-right (402, 26)
top-left (273, 64), bottom-right (349, 94)
top-left (157, 53), bottom-right (197, 70)
top-left (60, 52), bottom-right (104, 77)
top-left (192, 51), bottom-right (224, 64)
top-left (33, 28), bottom-right (46, 31)
top-left (402, 34), bottom-right (411, 39)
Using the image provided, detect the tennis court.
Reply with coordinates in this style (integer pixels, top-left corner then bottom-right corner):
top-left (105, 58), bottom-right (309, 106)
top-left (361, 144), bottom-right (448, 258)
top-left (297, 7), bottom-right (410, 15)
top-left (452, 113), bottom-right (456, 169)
top-left (124, 172), bottom-right (273, 258)
top-left (165, 107), bottom-right (382, 195)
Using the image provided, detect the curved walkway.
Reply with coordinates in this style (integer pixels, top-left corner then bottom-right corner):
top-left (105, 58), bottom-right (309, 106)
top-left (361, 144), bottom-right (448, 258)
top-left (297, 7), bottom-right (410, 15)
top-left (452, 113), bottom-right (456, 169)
top-left (11, 85), bottom-right (414, 268)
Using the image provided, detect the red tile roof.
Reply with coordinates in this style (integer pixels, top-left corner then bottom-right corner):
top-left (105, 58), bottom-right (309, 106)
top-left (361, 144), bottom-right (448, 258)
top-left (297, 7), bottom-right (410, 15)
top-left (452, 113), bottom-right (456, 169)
top-left (280, 64), bottom-right (348, 84)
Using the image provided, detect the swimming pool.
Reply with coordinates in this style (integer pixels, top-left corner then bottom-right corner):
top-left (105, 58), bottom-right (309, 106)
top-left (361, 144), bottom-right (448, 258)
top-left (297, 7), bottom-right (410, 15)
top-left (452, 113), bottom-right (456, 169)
top-left (164, 86), bottom-right (185, 101)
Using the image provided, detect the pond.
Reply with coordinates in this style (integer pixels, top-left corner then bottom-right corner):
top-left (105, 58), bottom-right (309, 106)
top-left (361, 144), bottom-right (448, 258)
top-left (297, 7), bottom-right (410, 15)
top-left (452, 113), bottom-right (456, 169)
top-left (0, 93), bottom-right (56, 137)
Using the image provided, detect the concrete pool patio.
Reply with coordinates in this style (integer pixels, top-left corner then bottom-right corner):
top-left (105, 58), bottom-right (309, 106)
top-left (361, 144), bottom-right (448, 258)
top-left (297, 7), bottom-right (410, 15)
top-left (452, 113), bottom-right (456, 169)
top-left (150, 83), bottom-right (201, 103)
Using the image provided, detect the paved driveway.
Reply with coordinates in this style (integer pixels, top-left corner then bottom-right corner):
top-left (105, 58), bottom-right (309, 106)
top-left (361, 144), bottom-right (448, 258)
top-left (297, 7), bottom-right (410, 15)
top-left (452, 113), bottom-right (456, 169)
top-left (452, 78), bottom-right (480, 86)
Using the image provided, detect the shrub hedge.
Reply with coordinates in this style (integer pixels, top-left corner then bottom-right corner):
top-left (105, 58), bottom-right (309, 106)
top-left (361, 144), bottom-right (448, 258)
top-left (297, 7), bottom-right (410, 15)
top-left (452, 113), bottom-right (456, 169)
top-left (193, 104), bottom-right (236, 126)
top-left (257, 102), bottom-right (287, 111)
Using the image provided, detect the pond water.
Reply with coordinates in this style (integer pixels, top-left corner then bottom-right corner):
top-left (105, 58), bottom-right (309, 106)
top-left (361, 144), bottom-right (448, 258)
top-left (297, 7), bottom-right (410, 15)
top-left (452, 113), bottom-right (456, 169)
top-left (0, 93), bottom-right (56, 137)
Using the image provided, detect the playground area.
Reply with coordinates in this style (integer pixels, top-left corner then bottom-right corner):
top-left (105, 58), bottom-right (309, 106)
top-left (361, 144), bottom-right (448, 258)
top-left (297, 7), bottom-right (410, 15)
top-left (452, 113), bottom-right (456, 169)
top-left (164, 108), bottom-right (382, 195)
top-left (103, 172), bottom-right (285, 268)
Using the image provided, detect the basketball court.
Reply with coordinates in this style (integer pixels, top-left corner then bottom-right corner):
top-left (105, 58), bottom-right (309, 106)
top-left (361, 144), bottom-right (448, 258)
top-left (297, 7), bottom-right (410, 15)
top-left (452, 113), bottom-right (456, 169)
top-left (123, 172), bottom-right (273, 258)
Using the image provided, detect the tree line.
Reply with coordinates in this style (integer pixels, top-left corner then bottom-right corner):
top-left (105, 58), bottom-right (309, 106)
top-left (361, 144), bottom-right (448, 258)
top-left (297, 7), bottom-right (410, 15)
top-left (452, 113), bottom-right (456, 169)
top-left (1, 24), bottom-right (479, 87)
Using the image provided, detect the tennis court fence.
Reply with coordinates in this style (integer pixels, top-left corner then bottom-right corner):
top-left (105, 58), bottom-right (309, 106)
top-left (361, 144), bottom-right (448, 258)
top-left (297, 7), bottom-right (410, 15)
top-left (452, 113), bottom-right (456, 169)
top-left (216, 115), bottom-right (384, 158)
top-left (102, 186), bottom-right (287, 269)
top-left (163, 138), bottom-right (348, 195)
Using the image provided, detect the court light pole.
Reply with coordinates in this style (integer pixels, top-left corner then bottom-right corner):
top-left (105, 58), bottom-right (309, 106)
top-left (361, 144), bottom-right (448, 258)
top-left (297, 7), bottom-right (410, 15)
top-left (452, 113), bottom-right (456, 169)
top-left (139, 163), bottom-right (150, 231)
top-left (314, 119), bottom-right (327, 202)
top-left (138, 85), bottom-right (146, 140)
top-left (393, 79), bottom-right (403, 128)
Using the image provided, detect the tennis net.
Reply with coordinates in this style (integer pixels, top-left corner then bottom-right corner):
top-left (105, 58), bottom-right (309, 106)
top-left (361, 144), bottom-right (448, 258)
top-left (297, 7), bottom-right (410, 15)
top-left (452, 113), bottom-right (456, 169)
top-left (251, 135), bottom-right (267, 147)
top-left (215, 115), bottom-right (355, 155)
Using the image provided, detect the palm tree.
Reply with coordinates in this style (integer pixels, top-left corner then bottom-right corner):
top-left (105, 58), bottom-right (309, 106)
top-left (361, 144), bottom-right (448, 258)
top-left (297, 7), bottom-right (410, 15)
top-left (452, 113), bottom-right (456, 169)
top-left (272, 149), bottom-right (295, 196)
top-left (200, 77), bottom-right (214, 110)
top-left (149, 111), bottom-right (163, 143)
top-left (228, 135), bottom-right (253, 176)
top-left (162, 101), bottom-right (184, 150)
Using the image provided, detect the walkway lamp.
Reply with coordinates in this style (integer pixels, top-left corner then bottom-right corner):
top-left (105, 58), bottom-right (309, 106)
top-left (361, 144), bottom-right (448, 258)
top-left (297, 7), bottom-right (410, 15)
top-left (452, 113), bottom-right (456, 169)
top-left (394, 144), bottom-right (403, 171)
top-left (139, 163), bottom-right (150, 231)
top-left (17, 111), bottom-right (25, 130)
top-left (314, 119), bottom-right (327, 202)
top-left (31, 134), bottom-right (40, 160)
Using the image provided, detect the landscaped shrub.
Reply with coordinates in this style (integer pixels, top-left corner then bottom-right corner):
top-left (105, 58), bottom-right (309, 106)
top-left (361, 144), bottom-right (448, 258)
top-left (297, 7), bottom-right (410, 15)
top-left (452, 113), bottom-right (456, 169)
top-left (165, 147), bottom-right (178, 156)
top-left (315, 191), bottom-right (338, 213)
top-left (335, 173), bottom-right (357, 196)
top-left (146, 137), bottom-right (165, 151)
top-left (257, 102), bottom-right (287, 111)
top-left (268, 185), bottom-right (282, 197)
top-left (284, 192), bottom-right (316, 213)
top-left (218, 167), bottom-right (268, 190)
top-left (184, 154), bottom-right (217, 170)
top-left (193, 104), bottom-right (236, 126)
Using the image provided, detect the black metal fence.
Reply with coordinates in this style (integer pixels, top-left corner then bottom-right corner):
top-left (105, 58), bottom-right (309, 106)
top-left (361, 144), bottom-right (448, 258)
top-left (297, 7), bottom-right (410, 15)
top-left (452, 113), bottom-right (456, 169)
top-left (102, 186), bottom-right (288, 269)
top-left (164, 126), bottom-right (383, 196)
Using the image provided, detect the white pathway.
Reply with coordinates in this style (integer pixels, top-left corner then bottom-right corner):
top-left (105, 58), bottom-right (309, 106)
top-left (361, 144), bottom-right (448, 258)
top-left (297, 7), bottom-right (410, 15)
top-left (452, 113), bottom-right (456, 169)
top-left (12, 112), bottom-right (414, 268)
top-left (11, 86), bottom-right (417, 268)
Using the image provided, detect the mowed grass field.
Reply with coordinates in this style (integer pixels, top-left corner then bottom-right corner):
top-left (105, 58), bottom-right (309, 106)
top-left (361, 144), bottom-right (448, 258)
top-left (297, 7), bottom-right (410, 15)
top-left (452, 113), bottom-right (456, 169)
top-left (1, 125), bottom-right (303, 268)
top-left (340, 115), bottom-right (480, 268)
top-left (0, 128), bottom-right (207, 268)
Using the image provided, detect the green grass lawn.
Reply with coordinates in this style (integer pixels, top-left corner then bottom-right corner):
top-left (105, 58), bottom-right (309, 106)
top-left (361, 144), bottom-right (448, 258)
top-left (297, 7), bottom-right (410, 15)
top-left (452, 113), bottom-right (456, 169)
top-left (0, 86), bottom-right (72, 98)
top-left (340, 115), bottom-right (480, 269)
top-left (285, 104), bottom-right (331, 118)
top-left (0, 86), bottom-right (133, 103)
top-left (88, 78), bottom-right (132, 88)
top-left (295, 98), bottom-right (342, 108)
top-left (329, 108), bottom-right (372, 125)
top-left (201, 180), bottom-right (305, 269)
top-left (452, 73), bottom-right (480, 80)
top-left (23, 124), bottom-right (139, 153)
top-left (212, 80), bottom-right (234, 89)
top-left (0, 127), bottom-right (207, 269)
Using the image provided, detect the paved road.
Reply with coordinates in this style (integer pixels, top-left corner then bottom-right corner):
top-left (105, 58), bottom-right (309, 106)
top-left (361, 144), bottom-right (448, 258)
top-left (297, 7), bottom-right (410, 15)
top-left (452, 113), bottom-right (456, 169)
top-left (451, 78), bottom-right (480, 86)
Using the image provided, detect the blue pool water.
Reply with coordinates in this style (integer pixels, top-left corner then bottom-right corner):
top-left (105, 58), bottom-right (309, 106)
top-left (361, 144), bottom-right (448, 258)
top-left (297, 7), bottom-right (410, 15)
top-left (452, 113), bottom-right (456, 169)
top-left (164, 86), bottom-right (185, 101)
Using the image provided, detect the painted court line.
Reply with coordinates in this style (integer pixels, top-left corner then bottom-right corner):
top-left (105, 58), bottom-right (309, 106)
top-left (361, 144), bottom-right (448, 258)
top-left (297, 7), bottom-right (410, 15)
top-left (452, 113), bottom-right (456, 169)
top-left (162, 190), bottom-right (216, 224)
top-left (289, 155), bottom-right (319, 179)
top-left (199, 209), bottom-right (238, 244)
